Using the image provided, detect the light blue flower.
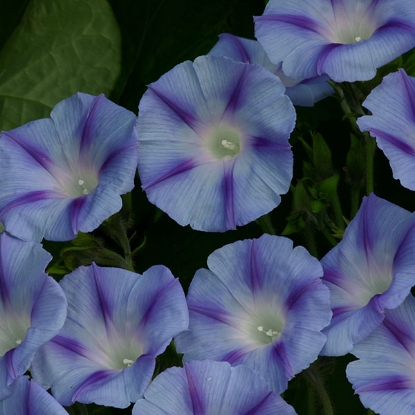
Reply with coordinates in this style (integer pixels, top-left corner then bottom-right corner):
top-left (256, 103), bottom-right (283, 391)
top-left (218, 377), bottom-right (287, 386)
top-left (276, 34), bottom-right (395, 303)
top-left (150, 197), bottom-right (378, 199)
top-left (175, 234), bottom-right (331, 393)
top-left (347, 294), bottom-right (415, 415)
top-left (358, 69), bottom-right (415, 191)
top-left (0, 376), bottom-right (69, 415)
top-left (255, 0), bottom-right (415, 82)
top-left (132, 360), bottom-right (297, 415)
top-left (31, 263), bottom-right (189, 408)
top-left (0, 232), bottom-right (67, 400)
top-left (0, 92), bottom-right (138, 242)
top-left (320, 194), bottom-right (415, 356)
top-left (208, 33), bottom-right (333, 106)
top-left (136, 55), bottom-right (295, 232)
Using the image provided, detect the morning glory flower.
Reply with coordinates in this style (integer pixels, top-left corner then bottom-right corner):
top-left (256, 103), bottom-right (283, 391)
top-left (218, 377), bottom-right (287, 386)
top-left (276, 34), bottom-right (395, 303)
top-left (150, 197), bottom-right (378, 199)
top-left (208, 33), bottom-right (333, 107)
top-left (0, 376), bottom-right (69, 415)
top-left (31, 263), bottom-right (188, 408)
top-left (320, 193), bottom-right (415, 356)
top-left (255, 0), bottom-right (415, 82)
top-left (136, 55), bottom-right (295, 232)
top-left (0, 92), bottom-right (138, 242)
top-left (132, 360), bottom-right (297, 415)
top-left (0, 232), bottom-right (67, 400)
top-left (175, 234), bottom-right (331, 393)
top-left (347, 294), bottom-right (415, 415)
top-left (357, 69), bottom-right (415, 191)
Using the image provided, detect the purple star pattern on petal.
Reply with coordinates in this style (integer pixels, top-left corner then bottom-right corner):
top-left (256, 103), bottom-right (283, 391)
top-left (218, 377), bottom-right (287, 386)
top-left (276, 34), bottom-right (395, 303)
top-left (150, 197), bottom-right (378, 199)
top-left (255, 0), bottom-right (415, 82)
top-left (0, 232), bottom-right (67, 400)
top-left (136, 55), bottom-right (296, 232)
top-left (0, 376), bottom-right (69, 415)
top-left (208, 33), bottom-right (333, 107)
top-left (0, 92), bottom-right (138, 242)
top-left (357, 69), bottom-right (415, 191)
top-left (347, 294), bottom-right (415, 415)
top-left (320, 193), bottom-right (415, 356)
top-left (132, 360), bottom-right (297, 415)
top-left (175, 234), bottom-right (331, 393)
top-left (31, 263), bottom-right (189, 408)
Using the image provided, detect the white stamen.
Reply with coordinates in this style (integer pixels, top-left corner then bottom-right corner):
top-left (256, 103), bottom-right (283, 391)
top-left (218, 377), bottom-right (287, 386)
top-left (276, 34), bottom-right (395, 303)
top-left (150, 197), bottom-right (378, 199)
top-left (221, 139), bottom-right (236, 150)
top-left (78, 179), bottom-right (85, 186)
top-left (355, 36), bottom-right (362, 42)
top-left (15, 339), bottom-right (22, 345)
top-left (257, 326), bottom-right (264, 332)
top-left (123, 358), bottom-right (134, 367)
top-left (78, 179), bottom-right (90, 195)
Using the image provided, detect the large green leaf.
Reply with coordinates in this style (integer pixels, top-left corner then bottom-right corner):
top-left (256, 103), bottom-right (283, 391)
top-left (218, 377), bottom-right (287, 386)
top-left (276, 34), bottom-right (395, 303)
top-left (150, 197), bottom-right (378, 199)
top-left (0, 0), bottom-right (121, 131)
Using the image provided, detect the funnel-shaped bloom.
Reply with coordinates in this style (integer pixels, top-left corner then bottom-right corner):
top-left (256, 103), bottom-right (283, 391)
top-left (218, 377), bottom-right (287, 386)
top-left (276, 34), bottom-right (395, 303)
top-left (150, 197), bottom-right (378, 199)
top-left (0, 92), bottom-right (138, 242)
top-left (0, 232), bottom-right (67, 400)
top-left (31, 263), bottom-right (188, 408)
top-left (255, 0), bottom-right (415, 82)
top-left (347, 294), bottom-right (415, 415)
top-left (132, 360), bottom-right (297, 415)
top-left (0, 376), bottom-right (69, 415)
top-left (320, 194), bottom-right (415, 356)
top-left (208, 33), bottom-right (333, 107)
top-left (137, 55), bottom-right (295, 232)
top-left (357, 69), bottom-right (415, 191)
top-left (175, 234), bottom-right (331, 393)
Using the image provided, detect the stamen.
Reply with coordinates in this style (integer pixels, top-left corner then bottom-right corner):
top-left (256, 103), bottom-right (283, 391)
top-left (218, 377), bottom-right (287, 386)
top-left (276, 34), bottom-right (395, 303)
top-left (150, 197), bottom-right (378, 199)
top-left (355, 36), bottom-right (362, 42)
top-left (257, 326), bottom-right (264, 332)
top-left (123, 358), bottom-right (134, 367)
top-left (78, 179), bottom-right (90, 195)
top-left (15, 339), bottom-right (22, 345)
top-left (221, 139), bottom-right (236, 150)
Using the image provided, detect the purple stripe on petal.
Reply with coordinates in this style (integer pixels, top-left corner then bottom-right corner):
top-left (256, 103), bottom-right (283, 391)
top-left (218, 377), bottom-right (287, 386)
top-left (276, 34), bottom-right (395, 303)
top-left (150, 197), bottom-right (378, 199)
top-left (148, 86), bottom-right (199, 132)
top-left (223, 163), bottom-right (236, 229)
top-left (80, 94), bottom-right (105, 152)
top-left (0, 191), bottom-right (63, 217)
top-left (139, 279), bottom-right (176, 328)
top-left (399, 69), bottom-right (415, 122)
top-left (248, 240), bottom-right (262, 292)
top-left (223, 66), bottom-right (247, 115)
top-left (255, 14), bottom-right (322, 34)
top-left (332, 306), bottom-right (356, 317)
top-left (222, 347), bottom-right (253, 364)
top-left (284, 279), bottom-right (321, 311)
top-left (316, 43), bottom-right (340, 75)
top-left (92, 264), bottom-right (112, 330)
top-left (72, 370), bottom-right (113, 402)
top-left (185, 365), bottom-right (205, 415)
top-left (383, 319), bottom-right (414, 357)
top-left (252, 136), bottom-right (290, 149)
top-left (383, 20), bottom-right (415, 36)
top-left (272, 341), bottom-right (294, 379)
top-left (70, 196), bottom-right (87, 234)
top-left (356, 377), bottom-right (410, 393)
top-left (369, 128), bottom-right (415, 156)
top-left (52, 336), bottom-right (90, 359)
top-left (227, 34), bottom-right (251, 63)
top-left (188, 305), bottom-right (230, 326)
top-left (143, 159), bottom-right (197, 190)
top-left (100, 143), bottom-right (137, 173)
top-left (2, 131), bottom-right (55, 174)
top-left (244, 392), bottom-right (274, 415)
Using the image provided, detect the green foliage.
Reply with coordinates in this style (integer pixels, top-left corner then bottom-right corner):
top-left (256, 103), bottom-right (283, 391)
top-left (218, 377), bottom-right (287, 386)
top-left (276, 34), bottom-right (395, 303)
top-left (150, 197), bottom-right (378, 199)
top-left (0, 0), bottom-right (121, 130)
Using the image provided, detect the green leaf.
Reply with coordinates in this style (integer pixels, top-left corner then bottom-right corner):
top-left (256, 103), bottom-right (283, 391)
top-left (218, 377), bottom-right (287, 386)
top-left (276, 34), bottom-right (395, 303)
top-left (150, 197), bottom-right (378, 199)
top-left (312, 132), bottom-right (333, 177)
top-left (0, 0), bottom-right (121, 131)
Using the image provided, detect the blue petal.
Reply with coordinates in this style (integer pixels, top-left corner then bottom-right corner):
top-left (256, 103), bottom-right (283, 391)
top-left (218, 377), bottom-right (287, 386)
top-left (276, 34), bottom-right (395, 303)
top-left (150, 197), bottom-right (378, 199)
top-left (358, 69), bottom-right (415, 191)
top-left (31, 263), bottom-right (188, 407)
top-left (320, 194), bottom-right (415, 356)
top-left (137, 56), bottom-right (295, 231)
top-left (176, 235), bottom-right (330, 392)
top-left (132, 361), bottom-right (296, 415)
top-left (0, 92), bottom-right (138, 242)
top-left (0, 376), bottom-right (69, 415)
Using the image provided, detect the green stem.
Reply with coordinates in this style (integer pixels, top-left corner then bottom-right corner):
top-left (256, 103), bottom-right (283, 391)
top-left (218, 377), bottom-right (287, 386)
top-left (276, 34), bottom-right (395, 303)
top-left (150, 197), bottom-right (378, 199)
top-left (330, 190), bottom-right (344, 231)
top-left (256, 213), bottom-right (276, 235)
top-left (350, 184), bottom-right (361, 219)
top-left (303, 224), bottom-right (319, 258)
top-left (305, 366), bottom-right (334, 415)
top-left (365, 132), bottom-right (376, 195)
